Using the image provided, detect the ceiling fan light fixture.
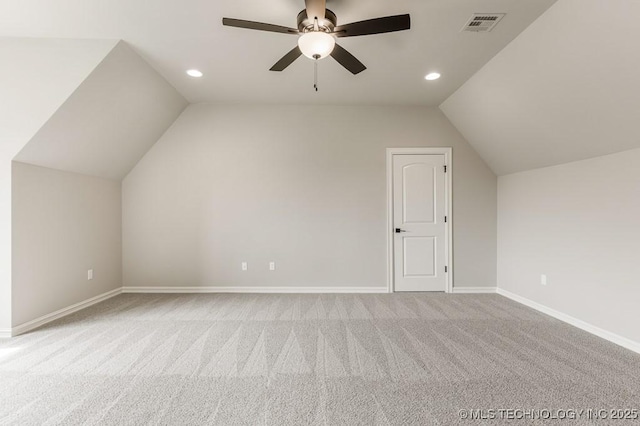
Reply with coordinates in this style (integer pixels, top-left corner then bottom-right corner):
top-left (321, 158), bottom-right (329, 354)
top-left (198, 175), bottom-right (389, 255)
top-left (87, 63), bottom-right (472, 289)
top-left (298, 31), bottom-right (335, 60)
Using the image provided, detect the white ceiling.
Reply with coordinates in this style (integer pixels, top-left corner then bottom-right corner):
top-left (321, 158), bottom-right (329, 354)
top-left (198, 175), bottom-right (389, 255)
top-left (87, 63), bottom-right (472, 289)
top-left (441, 0), bottom-right (640, 175)
top-left (0, 38), bottom-right (116, 158)
top-left (0, 0), bottom-right (555, 106)
top-left (15, 42), bottom-right (188, 180)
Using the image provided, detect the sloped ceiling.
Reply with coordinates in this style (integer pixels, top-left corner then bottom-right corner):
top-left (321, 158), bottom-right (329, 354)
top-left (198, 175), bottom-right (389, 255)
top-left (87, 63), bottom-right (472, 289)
top-left (440, 0), bottom-right (640, 176)
top-left (15, 41), bottom-right (188, 180)
top-left (0, 0), bottom-right (556, 106)
top-left (0, 38), bottom-right (117, 158)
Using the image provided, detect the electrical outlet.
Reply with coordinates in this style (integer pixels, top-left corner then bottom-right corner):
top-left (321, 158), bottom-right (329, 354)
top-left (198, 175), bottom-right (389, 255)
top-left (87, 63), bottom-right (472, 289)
top-left (541, 274), bottom-right (547, 286)
top-left (241, 262), bottom-right (248, 271)
top-left (269, 262), bottom-right (276, 271)
top-left (88, 269), bottom-right (94, 280)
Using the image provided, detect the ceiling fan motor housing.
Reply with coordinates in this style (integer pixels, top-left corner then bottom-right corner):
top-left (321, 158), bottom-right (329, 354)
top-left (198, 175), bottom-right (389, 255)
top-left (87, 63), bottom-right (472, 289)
top-left (297, 9), bottom-right (337, 33)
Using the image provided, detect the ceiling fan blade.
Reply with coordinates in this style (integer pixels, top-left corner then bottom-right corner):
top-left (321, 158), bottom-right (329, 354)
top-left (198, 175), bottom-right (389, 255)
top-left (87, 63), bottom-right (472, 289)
top-left (334, 14), bottom-right (411, 37)
top-left (330, 43), bottom-right (366, 75)
top-left (305, 0), bottom-right (326, 20)
top-left (222, 18), bottom-right (298, 35)
top-left (270, 46), bottom-right (303, 71)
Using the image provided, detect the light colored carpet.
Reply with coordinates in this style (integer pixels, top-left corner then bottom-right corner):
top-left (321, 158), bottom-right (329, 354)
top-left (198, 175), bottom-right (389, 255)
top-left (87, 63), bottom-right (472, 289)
top-left (0, 293), bottom-right (639, 425)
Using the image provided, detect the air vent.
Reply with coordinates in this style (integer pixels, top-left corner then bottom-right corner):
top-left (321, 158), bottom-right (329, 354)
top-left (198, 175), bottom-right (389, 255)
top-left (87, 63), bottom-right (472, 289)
top-left (462, 14), bottom-right (505, 32)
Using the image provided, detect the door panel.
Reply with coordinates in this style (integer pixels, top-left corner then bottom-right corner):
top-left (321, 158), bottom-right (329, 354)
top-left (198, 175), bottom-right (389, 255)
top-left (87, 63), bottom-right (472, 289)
top-left (403, 237), bottom-right (436, 277)
top-left (393, 154), bottom-right (446, 292)
top-left (402, 164), bottom-right (435, 224)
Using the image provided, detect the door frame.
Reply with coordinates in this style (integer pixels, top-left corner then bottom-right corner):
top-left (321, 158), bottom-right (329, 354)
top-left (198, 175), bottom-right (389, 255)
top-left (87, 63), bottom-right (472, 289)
top-left (386, 147), bottom-right (453, 293)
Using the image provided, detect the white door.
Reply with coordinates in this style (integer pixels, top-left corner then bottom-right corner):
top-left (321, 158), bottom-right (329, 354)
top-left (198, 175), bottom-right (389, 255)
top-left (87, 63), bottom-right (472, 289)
top-left (392, 154), bottom-right (447, 292)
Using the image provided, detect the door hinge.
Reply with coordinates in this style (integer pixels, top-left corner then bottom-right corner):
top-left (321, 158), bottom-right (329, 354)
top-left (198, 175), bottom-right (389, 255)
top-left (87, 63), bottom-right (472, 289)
top-left (445, 266), bottom-right (448, 273)
top-left (444, 216), bottom-right (447, 223)
top-left (444, 165), bottom-right (447, 173)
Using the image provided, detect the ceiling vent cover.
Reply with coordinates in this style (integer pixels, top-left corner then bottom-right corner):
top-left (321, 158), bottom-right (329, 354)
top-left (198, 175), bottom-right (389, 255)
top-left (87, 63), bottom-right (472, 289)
top-left (462, 14), bottom-right (505, 32)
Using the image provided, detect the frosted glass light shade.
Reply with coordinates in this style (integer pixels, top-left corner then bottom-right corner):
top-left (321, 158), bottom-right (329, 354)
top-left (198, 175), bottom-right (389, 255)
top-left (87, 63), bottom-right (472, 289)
top-left (298, 32), bottom-right (336, 60)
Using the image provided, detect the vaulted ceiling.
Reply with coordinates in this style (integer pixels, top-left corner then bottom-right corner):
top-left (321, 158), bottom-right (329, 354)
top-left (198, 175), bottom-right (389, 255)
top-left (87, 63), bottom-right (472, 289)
top-left (4, 0), bottom-right (637, 178)
top-left (0, 0), bottom-right (556, 105)
top-left (15, 42), bottom-right (188, 180)
top-left (441, 0), bottom-right (640, 175)
top-left (0, 38), bottom-right (116, 159)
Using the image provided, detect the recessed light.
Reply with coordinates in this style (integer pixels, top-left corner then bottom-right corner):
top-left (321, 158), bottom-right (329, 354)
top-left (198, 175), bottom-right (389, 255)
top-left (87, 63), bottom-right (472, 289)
top-left (186, 69), bottom-right (203, 78)
top-left (425, 72), bottom-right (441, 81)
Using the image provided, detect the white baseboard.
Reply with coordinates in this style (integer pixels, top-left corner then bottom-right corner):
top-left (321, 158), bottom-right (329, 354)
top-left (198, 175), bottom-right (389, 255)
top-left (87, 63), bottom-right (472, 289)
top-left (451, 286), bottom-right (497, 294)
top-left (122, 286), bottom-right (388, 294)
top-left (0, 329), bottom-right (11, 339)
top-left (497, 288), bottom-right (640, 355)
top-left (11, 288), bottom-right (122, 337)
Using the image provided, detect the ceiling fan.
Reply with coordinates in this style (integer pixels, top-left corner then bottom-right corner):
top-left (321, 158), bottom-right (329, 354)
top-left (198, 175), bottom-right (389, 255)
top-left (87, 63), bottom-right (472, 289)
top-left (222, 0), bottom-right (411, 75)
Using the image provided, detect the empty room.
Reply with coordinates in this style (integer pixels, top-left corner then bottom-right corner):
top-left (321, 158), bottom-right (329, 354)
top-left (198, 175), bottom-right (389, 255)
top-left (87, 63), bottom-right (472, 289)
top-left (1, 0), bottom-right (639, 424)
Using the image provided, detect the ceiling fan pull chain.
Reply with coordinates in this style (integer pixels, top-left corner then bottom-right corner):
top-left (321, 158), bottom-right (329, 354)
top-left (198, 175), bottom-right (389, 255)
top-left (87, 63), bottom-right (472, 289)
top-left (314, 56), bottom-right (319, 92)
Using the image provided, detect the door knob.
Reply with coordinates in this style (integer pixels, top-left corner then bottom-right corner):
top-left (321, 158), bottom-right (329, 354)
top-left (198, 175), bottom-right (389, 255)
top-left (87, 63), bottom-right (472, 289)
top-left (395, 228), bottom-right (407, 233)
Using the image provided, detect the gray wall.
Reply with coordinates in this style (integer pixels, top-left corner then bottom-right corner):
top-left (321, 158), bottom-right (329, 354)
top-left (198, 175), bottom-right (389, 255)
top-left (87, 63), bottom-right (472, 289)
top-left (3, 39), bottom-right (185, 331)
top-left (498, 147), bottom-right (640, 343)
top-left (12, 162), bottom-right (122, 326)
top-left (123, 104), bottom-right (496, 290)
top-left (0, 37), bottom-right (116, 332)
